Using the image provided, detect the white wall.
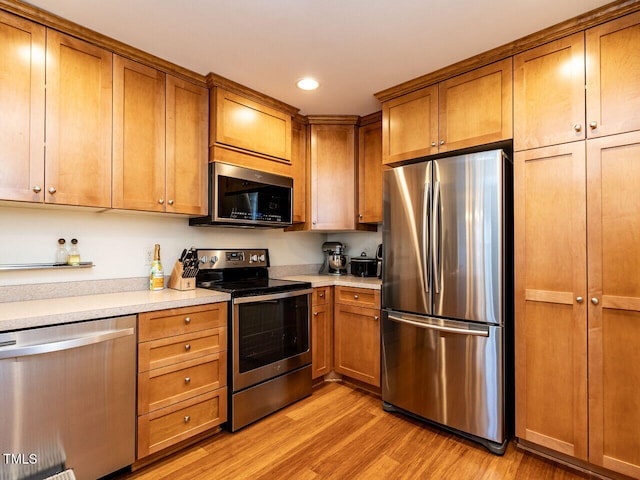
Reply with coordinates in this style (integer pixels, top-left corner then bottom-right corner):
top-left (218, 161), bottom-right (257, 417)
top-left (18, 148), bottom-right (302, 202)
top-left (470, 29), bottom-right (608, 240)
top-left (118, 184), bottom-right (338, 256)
top-left (327, 230), bottom-right (382, 260)
top-left (0, 205), bottom-right (329, 286)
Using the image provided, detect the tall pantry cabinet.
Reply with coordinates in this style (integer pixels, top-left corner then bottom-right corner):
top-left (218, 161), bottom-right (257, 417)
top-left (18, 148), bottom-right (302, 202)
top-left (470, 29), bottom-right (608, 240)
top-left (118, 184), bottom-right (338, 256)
top-left (514, 12), bottom-right (640, 478)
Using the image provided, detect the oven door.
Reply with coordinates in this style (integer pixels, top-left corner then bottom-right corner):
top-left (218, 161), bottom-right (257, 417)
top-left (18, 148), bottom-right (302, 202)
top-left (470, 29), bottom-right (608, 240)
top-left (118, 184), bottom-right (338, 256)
top-left (232, 289), bottom-right (312, 391)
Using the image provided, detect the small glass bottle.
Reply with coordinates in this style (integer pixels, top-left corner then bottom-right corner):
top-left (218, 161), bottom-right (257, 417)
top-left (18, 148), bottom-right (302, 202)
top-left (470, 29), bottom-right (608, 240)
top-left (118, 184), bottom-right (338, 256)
top-left (67, 238), bottom-right (80, 266)
top-left (149, 244), bottom-right (164, 291)
top-left (56, 238), bottom-right (68, 265)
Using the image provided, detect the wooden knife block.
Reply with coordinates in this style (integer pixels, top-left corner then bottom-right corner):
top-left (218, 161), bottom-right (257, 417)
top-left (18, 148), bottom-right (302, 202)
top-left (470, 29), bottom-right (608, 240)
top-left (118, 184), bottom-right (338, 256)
top-left (168, 261), bottom-right (196, 291)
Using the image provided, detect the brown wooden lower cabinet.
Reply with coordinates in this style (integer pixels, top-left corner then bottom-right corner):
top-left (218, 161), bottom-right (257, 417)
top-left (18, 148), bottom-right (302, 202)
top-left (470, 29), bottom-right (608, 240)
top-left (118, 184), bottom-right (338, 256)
top-left (333, 287), bottom-right (380, 388)
top-left (311, 286), bottom-right (333, 379)
top-left (137, 302), bottom-right (228, 459)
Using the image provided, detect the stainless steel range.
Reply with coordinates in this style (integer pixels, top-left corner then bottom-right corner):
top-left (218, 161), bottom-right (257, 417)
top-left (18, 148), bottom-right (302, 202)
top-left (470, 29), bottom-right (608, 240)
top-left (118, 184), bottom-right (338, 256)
top-left (195, 248), bottom-right (312, 431)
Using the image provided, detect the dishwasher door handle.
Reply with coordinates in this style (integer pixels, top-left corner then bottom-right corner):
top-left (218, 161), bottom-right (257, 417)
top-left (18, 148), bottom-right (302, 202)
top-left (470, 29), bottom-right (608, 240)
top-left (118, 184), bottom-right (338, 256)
top-left (387, 314), bottom-right (489, 337)
top-left (0, 327), bottom-right (135, 359)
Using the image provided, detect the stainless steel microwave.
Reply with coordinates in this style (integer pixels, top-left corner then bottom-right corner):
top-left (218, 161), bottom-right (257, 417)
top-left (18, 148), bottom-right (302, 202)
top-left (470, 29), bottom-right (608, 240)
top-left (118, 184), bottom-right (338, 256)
top-left (189, 162), bottom-right (293, 228)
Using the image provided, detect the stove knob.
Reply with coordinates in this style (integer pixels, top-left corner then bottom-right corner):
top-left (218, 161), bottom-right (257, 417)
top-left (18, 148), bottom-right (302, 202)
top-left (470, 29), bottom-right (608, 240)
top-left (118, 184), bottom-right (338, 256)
top-left (250, 254), bottom-right (258, 262)
top-left (259, 254), bottom-right (266, 262)
top-left (210, 256), bottom-right (218, 267)
top-left (199, 255), bottom-right (208, 265)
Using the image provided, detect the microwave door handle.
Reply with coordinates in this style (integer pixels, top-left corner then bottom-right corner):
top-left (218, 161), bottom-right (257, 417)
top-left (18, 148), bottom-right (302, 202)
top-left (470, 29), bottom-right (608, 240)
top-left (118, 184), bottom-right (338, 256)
top-left (432, 181), bottom-right (442, 294)
top-left (422, 182), bottom-right (431, 294)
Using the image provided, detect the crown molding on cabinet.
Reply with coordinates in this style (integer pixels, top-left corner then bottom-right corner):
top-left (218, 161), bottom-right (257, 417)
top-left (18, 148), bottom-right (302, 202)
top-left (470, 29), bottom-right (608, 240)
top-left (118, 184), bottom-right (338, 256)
top-left (374, 0), bottom-right (640, 102)
top-left (0, 0), bottom-right (207, 87)
top-left (307, 115), bottom-right (360, 125)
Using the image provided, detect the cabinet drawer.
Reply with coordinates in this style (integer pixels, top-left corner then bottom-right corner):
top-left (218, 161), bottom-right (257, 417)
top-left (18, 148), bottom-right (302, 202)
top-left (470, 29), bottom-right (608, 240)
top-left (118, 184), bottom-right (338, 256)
top-left (138, 327), bottom-right (227, 373)
top-left (138, 353), bottom-right (227, 414)
top-left (137, 388), bottom-right (227, 458)
top-left (312, 286), bottom-right (332, 306)
top-left (335, 286), bottom-right (380, 308)
top-left (138, 303), bottom-right (227, 342)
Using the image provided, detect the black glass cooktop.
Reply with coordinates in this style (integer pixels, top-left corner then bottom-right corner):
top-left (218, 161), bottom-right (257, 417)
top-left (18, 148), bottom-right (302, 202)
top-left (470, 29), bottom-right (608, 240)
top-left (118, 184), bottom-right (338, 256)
top-left (197, 273), bottom-right (311, 298)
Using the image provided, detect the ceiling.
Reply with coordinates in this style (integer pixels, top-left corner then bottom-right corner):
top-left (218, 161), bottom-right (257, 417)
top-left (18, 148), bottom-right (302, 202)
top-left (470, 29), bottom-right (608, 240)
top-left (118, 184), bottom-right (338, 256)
top-left (26, 0), bottom-right (613, 116)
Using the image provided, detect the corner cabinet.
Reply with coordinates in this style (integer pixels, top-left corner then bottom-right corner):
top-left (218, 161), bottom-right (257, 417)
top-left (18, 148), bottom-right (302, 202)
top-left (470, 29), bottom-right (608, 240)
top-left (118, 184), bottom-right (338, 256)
top-left (333, 286), bottom-right (381, 388)
top-left (382, 58), bottom-right (513, 165)
top-left (515, 131), bottom-right (640, 478)
top-left (136, 303), bottom-right (228, 459)
top-left (311, 286), bottom-right (333, 379)
top-left (358, 113), bottom-right (383, 224)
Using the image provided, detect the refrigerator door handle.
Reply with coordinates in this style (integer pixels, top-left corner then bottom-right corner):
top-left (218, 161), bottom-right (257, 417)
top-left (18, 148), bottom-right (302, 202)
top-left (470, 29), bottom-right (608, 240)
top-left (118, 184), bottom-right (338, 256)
top-left (422, 182), bottom-right (431, 293)
top-left (387, 314), bottom-right (489, 337)
top-left (432, 181), bottom-right (442, 294)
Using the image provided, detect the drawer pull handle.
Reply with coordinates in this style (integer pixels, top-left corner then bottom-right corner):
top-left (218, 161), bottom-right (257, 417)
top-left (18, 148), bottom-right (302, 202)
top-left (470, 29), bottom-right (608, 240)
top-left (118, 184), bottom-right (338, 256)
top-left (184, 415), bottom-right (190, 423)
top-left (184, 317), bottom-right (191, 324)
top-left (353, 295), bottom-right (359, 299)
top-left (184, 344), bottom-right (191, 351)
top-left (184, 377), bottom-right (191, 384)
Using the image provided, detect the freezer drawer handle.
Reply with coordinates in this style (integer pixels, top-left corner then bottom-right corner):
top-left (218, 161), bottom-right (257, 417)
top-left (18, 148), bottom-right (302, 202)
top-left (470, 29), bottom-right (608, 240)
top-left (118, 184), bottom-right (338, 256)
top-left (0, 328), bottom-right (135, 359)
top-left (387, 315), bottom-right (489, 337)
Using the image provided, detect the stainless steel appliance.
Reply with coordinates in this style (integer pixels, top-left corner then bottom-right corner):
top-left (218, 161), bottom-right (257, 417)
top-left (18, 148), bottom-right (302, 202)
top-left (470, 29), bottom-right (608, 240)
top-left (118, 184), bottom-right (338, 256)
top-left (381, 148), bottom-right (513, 454)
top-left (319, 241), bottom-right (348, 275)
top-left (195, 249), bottom-right (312, 431)
top-left (189, 162), bottom-right (293, 228)
top-left (0, 316), bottom-right (136, 480)
top-left (376, 243), bottom-right (383, 279)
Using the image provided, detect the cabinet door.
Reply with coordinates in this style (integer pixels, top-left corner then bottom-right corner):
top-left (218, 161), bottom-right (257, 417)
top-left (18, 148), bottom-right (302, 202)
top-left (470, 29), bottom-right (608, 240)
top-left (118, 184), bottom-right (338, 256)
top-left (291, 118), bottom-right (307, 223)
top-left (439, 58), bottom-right (513, 153)
top-left (112, 56), bottom-right (166, 212)
top-left (310, 124), bottom-right (356, 230)
top-left (586, 12), bottom-right (640, 139)
top-left (311, 302), bottom-right (332, 379)
top-left (358, 119), bottom-right (383, 224)
top-left (382, 85), bottom-right (438, 164)
top-left (166, 76), bottom-right (208, 215)
top-left (214, 88), bottom-right (291, 161)
top-left (514, 33), bottom-right (585, 151)
top-left (514, 142), bottom-right (588, 460)
top-left (45, 30), bottom-right (112, 207)
top-left (334, 304), bottom-right (380, 387)
top-left (587, 131), bottom-right (640, 478)
top-left (0, 12), bottom-right (45, 202)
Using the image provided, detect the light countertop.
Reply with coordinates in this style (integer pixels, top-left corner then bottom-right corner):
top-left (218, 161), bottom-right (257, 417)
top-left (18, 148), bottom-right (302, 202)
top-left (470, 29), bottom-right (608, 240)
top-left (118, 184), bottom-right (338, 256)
top-left (281, 274), bottom-right (381, 290)
top-left (0, 288), bottom-right (230, 332)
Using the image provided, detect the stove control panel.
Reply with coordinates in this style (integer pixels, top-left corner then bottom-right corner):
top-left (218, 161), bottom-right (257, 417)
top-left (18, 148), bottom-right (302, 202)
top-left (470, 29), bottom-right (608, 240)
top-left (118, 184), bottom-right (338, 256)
top-left (196, 249), bottom-right (269, 269)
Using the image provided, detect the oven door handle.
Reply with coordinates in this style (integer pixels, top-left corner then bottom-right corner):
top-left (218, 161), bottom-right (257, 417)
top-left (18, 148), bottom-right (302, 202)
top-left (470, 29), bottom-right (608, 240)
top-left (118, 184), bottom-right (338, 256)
top-left (233, 288), bottom-right (313, 304)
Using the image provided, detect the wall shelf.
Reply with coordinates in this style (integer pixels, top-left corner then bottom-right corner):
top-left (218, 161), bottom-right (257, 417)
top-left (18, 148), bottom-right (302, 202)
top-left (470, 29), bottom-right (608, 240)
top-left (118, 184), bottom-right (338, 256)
top-left (0, 262), bottom-right (95, 271)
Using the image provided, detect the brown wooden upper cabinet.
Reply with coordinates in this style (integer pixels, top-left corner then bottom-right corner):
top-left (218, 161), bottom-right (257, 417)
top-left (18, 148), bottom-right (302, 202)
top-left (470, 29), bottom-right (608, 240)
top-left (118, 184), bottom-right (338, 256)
top-left (358, 113), bottom-right (383, 224)
top-left (514, 12), bottom-right (640, 151)
top-left (212, 87), bottom-right (292, 162)
top-left (382, 58), bottom-right (513, 165)
top-left (45, 30), bottom-right (113, 208)
top-left (112, 56), bottom-right (208, 215)
top-left (0, 11), bottom-right (45, 203)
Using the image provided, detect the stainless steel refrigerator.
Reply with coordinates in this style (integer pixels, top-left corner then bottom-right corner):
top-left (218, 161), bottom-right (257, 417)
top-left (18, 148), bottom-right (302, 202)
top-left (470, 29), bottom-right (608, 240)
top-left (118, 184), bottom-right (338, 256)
top-left (381, 148), bottom-right (512, 454)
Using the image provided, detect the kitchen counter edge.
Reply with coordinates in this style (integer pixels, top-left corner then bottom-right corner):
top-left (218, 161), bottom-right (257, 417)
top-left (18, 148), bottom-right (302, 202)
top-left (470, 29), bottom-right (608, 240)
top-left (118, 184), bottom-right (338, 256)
top-left (0, 288), bottom-right (231, 332)
top-left (281, 275), bottom-right (381, 290)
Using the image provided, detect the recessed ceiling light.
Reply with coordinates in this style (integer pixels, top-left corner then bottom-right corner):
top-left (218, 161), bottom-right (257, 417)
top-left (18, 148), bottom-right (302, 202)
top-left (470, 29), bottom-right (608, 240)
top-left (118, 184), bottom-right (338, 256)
top-left (297, 78), bottom-right (319, 91)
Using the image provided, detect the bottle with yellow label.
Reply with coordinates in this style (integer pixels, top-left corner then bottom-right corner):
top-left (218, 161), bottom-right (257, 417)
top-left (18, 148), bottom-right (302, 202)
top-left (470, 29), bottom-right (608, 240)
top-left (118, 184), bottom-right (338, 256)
top-left (149, 244), bottom-right (164, 291)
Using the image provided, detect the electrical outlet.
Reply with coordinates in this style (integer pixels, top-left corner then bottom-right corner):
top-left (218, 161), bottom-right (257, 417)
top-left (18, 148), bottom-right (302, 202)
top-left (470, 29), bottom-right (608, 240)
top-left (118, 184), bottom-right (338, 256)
top-left (144, 247), bottom-right (154, 266)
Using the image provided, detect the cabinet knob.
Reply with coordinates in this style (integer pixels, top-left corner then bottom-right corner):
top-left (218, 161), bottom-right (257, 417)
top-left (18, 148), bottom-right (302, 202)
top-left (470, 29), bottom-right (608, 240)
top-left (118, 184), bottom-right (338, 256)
top-left (353, 295), bottom-right (359, 299)
top-left (184, 415), bottom-right (191, 423)
top-left (439, 140), bottom-right (445, 145)
top-left (576, 297), bottom-right (584, 303)
top-left (591, 298), bottom-right (599, 305)
top-left (319, 293), bottom-right (324, 298)
top-left (168, 199), bottom-right (174, 205)
top-left (359, 214), bottom-right (363, 219)
top-left (589, 121), bottom-right (598, 129)
top-left (184, 344), bottom-right (191, 351)
top-left (184, 377), bottom-right (191, 384)
top-left (431, 142), bottom-right (437, 147)
top-left (314, 312), bottom-right (319, 316)
top-left (32, 186), bottom-right (42, 193)
top-left (158, 198), bottom-right (165, 205)
top-left (184, 317), bottom-right (191, 324)
top-left (374, 315), bottom-right (380, 321)
top-left (48, 186), bottom-right (56, 194)
top-left (312, 221), bottom-right (317, 225)
top-left (574, 124), bottom-right (582, 132)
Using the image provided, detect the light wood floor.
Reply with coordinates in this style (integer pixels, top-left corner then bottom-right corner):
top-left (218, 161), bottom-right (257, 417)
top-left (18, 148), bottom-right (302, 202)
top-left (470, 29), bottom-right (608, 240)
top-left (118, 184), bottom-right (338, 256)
top-left (118, 382), bottom-right (589, 480)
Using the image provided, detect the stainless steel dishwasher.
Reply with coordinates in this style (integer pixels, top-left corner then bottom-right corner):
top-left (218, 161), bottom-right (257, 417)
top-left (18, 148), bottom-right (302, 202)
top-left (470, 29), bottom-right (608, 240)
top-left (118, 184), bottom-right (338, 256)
top-left (0, 315), bottom-right (136, 480)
